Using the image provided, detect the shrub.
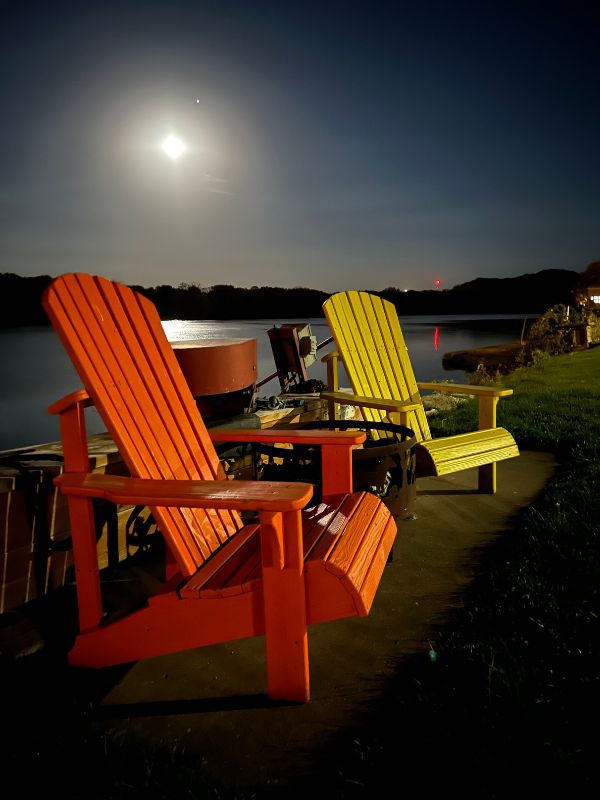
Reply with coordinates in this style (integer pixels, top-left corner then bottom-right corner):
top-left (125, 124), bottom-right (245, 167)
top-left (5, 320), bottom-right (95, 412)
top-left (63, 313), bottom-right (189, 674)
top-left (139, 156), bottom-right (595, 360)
top-left (526, 304), bottom-right (584, 355)
top-left (469, 362), bottom-right (502, 386)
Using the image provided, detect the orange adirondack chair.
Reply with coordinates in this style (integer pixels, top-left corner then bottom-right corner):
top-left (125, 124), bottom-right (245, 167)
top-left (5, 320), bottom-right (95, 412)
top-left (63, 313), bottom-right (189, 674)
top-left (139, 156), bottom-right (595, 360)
top-left (43, 274), bottom-right (397, 702)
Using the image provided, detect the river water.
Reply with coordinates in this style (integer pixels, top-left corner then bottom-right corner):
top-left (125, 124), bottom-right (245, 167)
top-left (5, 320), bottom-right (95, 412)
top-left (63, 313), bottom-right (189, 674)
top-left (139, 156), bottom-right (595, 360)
top-left (0, 314), bottom-right (528, 452)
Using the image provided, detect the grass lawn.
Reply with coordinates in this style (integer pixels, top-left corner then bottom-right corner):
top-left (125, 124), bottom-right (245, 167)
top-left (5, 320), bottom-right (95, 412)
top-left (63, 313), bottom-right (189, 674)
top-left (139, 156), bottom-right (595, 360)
top-left (324, 345), bottom-right (600, 798)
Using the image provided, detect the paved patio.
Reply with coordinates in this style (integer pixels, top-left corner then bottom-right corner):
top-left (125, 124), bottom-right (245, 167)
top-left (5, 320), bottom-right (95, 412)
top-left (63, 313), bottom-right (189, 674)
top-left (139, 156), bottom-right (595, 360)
top-left (73, 449), bottom-right (555, 793)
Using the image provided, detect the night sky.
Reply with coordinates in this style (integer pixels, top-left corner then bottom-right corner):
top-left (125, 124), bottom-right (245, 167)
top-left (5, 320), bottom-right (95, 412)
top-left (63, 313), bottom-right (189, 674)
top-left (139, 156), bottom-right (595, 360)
top-left (1, 0), bottom-right (599, 291)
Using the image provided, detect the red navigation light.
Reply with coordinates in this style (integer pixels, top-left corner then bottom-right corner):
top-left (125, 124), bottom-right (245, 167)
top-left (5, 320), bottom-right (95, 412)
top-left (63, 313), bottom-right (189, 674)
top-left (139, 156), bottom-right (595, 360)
top-left (434, 278), bottom-right (442, 290)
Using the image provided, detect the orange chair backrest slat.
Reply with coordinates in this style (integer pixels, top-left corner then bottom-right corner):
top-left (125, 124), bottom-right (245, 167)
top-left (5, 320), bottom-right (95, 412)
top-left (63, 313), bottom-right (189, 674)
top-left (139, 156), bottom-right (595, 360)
top-left (43, 273), bottom-right (243, 575)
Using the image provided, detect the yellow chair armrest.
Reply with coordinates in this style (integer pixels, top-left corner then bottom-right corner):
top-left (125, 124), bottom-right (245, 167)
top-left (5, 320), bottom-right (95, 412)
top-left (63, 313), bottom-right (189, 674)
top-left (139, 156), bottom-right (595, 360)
top-left (417, 382), bottom-right (513, 430)
top-left (321, 390), bottom-right (421, 413)
top-left (417, 382), bottom-right (513, 398)
top-left (321, 351), bottom-right (340, 364)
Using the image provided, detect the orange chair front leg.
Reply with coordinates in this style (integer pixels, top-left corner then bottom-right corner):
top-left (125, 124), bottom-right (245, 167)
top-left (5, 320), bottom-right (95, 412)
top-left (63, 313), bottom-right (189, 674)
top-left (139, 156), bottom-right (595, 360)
top-left (260, 510), bottom-right (310, 702)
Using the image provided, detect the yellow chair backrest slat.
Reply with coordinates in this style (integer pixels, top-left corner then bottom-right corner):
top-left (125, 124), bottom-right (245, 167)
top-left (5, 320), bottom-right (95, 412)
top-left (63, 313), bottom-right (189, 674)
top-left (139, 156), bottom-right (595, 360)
top-left (324, 291), bottom-right (432, 442)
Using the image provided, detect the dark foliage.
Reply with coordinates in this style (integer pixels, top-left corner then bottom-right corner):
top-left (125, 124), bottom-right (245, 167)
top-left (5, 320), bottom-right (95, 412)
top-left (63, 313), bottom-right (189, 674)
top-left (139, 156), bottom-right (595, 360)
top-left (380, 268), bottom-right (580, 315)
top-left (0, 272), bottom-right (53, 327)
top-left (1, 268), bottom-right (581, 328)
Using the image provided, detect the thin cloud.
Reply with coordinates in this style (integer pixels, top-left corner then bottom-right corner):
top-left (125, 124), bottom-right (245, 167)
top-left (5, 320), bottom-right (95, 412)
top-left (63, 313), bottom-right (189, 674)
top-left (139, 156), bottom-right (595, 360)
top-left (199, 173), bottom-right (236, 196)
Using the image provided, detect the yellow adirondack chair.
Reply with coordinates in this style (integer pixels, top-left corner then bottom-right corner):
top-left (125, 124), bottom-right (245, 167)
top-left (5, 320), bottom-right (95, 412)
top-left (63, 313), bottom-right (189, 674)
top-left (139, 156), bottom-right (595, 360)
top-left (322, 291), bottom-right (519, 493)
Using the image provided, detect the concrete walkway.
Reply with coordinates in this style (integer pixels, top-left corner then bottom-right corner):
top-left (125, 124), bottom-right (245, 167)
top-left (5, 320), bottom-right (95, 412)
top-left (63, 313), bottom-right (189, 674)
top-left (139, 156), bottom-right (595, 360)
top-left (83, 450), bottom-right (556, 793)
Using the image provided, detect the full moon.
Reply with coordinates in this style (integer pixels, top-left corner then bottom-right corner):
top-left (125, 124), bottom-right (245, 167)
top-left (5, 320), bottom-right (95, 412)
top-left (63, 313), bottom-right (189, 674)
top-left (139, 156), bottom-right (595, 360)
top-left (161, 135), bottom-right (186, 160)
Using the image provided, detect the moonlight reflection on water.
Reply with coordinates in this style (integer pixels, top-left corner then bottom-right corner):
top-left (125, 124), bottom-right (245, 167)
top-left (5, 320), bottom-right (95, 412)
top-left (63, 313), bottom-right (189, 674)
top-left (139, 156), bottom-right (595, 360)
top-left (0, 315), bottom-right (526, 451)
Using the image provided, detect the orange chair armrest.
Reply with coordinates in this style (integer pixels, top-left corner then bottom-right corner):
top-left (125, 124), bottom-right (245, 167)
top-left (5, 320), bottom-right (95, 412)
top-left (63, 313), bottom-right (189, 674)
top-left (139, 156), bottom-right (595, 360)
top-left (49, 390), bottom-right (93, 415)
top-left (55, 473), bottom-right (313, 512)
top-left (210, 428), bottom-right (366, 447)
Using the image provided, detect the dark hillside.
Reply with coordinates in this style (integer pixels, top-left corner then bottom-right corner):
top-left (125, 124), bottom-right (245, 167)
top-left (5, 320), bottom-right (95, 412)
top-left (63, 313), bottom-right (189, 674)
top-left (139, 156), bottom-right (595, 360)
top-left (450, 269), bottom-right (580, 311)
top-left (380, 269), bottom-right (579, 315)
top-left (0, 268), bottom-right (582, 327)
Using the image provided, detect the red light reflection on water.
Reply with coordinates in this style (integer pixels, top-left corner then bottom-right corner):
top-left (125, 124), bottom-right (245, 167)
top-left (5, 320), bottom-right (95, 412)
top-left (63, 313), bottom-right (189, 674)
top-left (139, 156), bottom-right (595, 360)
top-left (433, 327), bottom-right (439, 351)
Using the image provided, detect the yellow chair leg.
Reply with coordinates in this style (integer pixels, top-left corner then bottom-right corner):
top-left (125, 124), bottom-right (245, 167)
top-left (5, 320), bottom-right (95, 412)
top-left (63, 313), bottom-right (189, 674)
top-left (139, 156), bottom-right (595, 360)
top-left (478, 463), bottom-right (496, 493)
top-left (479, 395), bottom-right (499, 492)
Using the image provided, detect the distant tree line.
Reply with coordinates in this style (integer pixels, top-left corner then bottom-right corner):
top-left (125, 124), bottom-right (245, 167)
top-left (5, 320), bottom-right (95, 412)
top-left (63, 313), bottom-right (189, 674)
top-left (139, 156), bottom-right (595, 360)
top-left (0, 273), bottom-right (53, 326)
top-left (0, 268), bottom-right (583, 328)
top-left (0, 274), bottom-right (330, 327)
top-left (132, 283), bottom-right (330, 320)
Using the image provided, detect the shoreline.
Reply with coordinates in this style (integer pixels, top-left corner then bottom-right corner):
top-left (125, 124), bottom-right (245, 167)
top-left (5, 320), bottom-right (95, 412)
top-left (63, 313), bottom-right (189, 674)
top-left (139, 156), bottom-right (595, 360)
top-left (442, 340), bottom-right (526, 373)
